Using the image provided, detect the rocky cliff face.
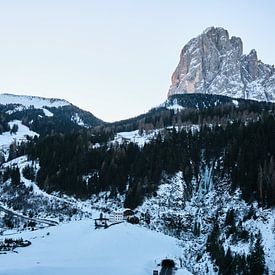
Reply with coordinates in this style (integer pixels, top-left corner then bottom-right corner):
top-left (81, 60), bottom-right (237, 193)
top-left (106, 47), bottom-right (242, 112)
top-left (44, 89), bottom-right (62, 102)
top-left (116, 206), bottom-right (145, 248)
top-left (168, 27), bottom-right (275, 102)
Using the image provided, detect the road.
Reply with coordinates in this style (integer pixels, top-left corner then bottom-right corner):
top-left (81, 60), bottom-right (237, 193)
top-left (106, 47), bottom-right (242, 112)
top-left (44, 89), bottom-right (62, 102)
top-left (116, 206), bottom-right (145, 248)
top-left (160, 267), bottom-right (173, 275)
top-left (0, 204), bottom-right (58, 227)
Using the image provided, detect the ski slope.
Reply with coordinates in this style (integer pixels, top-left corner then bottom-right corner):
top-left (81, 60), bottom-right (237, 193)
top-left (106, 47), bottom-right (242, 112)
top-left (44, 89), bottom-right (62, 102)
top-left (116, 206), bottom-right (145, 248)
top-left (0, 219), bottom-right (191, 275)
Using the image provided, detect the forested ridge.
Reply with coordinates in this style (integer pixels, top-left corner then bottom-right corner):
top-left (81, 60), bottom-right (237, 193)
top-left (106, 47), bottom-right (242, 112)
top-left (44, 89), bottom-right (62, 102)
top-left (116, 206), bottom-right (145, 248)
top-left (18, 102), bottom-right (275, 209)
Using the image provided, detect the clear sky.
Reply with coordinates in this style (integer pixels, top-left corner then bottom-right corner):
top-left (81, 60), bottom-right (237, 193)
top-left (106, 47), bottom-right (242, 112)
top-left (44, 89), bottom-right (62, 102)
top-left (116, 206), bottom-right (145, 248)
top-left (0, 0), bottom-right (274, 122)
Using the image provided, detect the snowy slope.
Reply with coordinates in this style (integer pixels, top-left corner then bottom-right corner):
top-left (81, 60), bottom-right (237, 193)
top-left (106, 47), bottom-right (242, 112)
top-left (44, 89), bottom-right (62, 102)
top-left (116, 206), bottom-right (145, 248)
top-left (2, 156), bottom-right (50, 198)
top-left (0, 93), bottom-right (70, 109)
top-left (0, 154), bottom-right (94, 226)
top-left (137, 172), bottom-right (275, 274)
top-left (0, 120), bottom-right (39, 160)
top-left (0, 219), bottom-right (191, 275)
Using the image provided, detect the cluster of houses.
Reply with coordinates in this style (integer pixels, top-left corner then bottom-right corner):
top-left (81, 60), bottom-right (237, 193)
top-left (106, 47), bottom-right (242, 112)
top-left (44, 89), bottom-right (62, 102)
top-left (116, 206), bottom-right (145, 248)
top-left (94, 208), bottom-right (135, 229)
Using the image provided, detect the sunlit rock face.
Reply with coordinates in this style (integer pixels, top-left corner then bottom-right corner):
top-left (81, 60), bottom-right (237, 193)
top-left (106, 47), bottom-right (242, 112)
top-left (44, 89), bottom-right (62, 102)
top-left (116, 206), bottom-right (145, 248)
top-left (168, 27), bottom-right (275, 102)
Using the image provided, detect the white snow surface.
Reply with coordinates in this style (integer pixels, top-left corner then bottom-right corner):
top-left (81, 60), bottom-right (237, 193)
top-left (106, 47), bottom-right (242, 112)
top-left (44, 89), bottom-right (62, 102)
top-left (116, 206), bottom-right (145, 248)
top-left (110, 125), bottom-right (200, 148)
top-left (71, 113), bottom-right (85, 127)
top-left (42, 108), bottom-right (53, 117)
top-left (0, 93), bottom-right (70, 109)
top-left (165, 98), bottom-right (185, 112)
top-left (158, 98), bottom-right (185, 112)
top-left (166, 103), bottom-right (184, 112)
top-left (0, 120), bottom-right (39, 159)
top-left (0, 219), bottom-right (191, 275)
top-left (2, 156), bottom-right (48, 198)
top-left (112, 129), bottom-right (159, 147)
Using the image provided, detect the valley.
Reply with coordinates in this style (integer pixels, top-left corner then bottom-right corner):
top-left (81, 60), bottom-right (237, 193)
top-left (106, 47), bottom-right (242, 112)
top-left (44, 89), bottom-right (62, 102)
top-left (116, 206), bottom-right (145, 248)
top-left (1, 26), bottom-right (275, 274)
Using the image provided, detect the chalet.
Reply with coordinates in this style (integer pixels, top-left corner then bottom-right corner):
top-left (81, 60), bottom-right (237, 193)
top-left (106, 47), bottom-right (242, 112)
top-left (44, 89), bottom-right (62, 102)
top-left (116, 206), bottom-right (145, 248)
top-left (94, 213), bottom-right (109, 228)
top-left (109, 208), bottom-right (134, 223)
top-left (109, 210), bottom-right (123, 223)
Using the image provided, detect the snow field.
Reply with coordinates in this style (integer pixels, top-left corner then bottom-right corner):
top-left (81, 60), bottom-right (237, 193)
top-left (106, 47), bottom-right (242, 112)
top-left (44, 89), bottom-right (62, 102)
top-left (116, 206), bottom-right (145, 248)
top-left (0, 219), bottom-right (191, 275)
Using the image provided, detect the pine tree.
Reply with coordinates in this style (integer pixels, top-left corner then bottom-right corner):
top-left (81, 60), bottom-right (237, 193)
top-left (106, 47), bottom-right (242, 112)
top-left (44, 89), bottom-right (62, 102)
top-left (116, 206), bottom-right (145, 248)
top-left (249, 232), bottom-right (266, 275)
top-left (222, 248), bottom-right (233, 275)
top-left (11, 167), bottom-right (20, 186)
top-left (257, 165), bottom-right (263, 204)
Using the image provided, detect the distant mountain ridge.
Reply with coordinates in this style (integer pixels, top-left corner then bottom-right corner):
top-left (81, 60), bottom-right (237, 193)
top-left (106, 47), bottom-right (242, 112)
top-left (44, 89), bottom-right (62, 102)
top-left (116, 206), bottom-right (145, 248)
top-left (0, 93), bottom-right (70, 109)
top-left (168, 27), bottom-right (275, 102)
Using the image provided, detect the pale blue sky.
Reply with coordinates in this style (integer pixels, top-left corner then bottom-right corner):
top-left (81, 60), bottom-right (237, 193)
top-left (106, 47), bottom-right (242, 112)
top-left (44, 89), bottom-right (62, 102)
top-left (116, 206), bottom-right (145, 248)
top-left (0, 0), bottom-right (274, 121)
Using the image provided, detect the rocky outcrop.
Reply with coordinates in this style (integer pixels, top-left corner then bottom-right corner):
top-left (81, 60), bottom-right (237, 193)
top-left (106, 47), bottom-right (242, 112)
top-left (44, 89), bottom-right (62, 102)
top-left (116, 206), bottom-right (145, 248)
top-left (168, 27), bottom-right (275, 102)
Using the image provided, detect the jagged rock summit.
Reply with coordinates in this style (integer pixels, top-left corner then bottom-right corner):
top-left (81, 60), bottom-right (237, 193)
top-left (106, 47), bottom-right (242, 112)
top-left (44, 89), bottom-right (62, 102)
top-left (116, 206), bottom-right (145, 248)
top-left (168, 27), bottom-right (275, 102)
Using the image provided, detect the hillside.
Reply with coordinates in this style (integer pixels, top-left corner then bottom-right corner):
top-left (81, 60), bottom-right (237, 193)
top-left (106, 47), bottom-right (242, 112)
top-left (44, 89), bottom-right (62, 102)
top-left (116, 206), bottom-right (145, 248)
top-left (0, 93), bottom-right (103, 136)
top-left (95, 93), bottom-right (274, 136)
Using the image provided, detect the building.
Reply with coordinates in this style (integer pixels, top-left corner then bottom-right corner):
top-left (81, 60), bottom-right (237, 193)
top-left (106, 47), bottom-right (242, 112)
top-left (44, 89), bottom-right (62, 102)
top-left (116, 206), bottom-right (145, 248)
top-left (109, 208), bottom-right (134, 223)
top-left (109, 210), bottom-right (123, 223)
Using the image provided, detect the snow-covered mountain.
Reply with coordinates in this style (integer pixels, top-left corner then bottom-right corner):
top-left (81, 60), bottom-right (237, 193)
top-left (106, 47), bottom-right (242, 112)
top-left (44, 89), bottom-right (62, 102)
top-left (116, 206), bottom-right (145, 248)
top-left (0, 93), bottom-right (70, 109)
top-left (1, 28), bottom-right (275, 275)
top-left (168, 27), bottom-right (275, 102)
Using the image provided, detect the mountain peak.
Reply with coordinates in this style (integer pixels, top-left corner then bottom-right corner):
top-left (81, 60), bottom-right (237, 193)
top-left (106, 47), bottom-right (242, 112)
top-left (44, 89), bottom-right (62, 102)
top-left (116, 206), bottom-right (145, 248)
top-left (203, 26), bottom-right (229, 39)
top-left (168, 27), bottom-right (275, 102)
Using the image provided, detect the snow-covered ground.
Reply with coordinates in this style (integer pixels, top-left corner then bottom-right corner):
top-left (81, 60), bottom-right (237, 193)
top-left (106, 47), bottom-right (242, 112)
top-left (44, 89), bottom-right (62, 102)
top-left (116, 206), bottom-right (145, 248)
top-left (110, 125), bottom-right (200, 148)
top-left (165, 98), bottom-right (185, 112)
top-left (2, 156), bottom-right (50, 199)
top-left (112, 130), bottom-right (159, 147)
top-left (0, 219), bottom-right (191, 275)
top-left (137, 171), bottom-right (275, 274)
top-left (0, 120), bottom-right (39, 160)
top-left (232, 99), bottom-right (239, 107)
top-left (71, 113), bottom-right (85, 127)
top-left (42, 108), bottom-right (53, 117)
